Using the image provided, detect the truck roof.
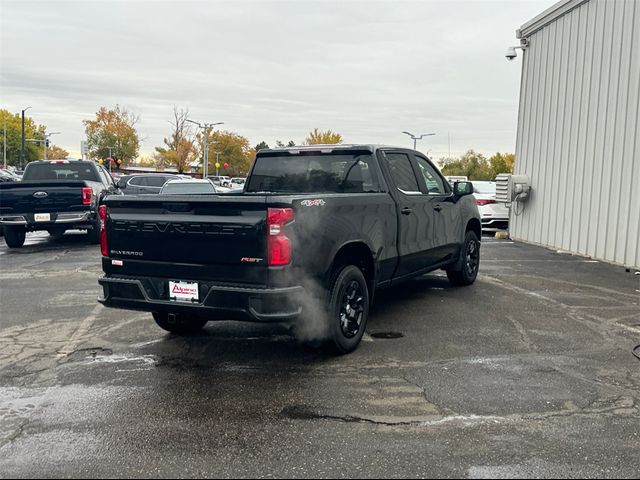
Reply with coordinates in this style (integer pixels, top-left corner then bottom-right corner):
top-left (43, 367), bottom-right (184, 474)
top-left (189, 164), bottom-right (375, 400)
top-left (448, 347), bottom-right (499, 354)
top-left (257, 144), bottom-right (406, 154)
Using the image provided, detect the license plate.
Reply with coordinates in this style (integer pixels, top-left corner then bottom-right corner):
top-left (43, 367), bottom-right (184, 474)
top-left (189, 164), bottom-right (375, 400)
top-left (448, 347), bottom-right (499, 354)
top-left (34, 213), bottom-right (51, 222)
top-left (169, 281), bottom-right (199, 302)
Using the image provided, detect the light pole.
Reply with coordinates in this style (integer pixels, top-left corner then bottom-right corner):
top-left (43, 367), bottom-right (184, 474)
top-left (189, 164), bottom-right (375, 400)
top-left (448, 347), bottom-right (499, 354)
top-left (186, 119), bottom-right (223, 177)
top-left (3, 120), bottom-right (6, 168)
top-left (42, 131), bottom-right (61, 160)
top-left (402, 131), bottom-right (435, 150)
top-left (21, 106), bottom-right (32, 169)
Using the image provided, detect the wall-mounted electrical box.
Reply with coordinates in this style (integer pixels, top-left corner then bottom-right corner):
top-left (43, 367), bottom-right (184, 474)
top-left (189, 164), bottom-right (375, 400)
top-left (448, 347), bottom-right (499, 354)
top-left (495, 173), bottom-right (531, 203)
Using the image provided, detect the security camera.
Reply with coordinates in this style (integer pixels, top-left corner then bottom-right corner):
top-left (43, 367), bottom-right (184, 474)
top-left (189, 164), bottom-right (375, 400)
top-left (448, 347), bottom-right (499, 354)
top-left (505, 46), bottom-right (518, 60)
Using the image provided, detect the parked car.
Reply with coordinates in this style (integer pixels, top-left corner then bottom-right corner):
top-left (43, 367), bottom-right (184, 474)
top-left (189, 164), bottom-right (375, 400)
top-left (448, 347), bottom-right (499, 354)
top-left (472, 181), bottom-right (509, 232)
top-left (209, 175), bottom-right (231, 187)
top-left (0, 160), bottom-right (120, 248)
top-left (0, 169), bottom-right (19, 182)
top-left (117, 173), bottom-right (182, 195)
top-left (98, 144), bottom-right (481, 354)
top-left (230, 177), bottom-right (246, 186)
top-left (160, 179), bottom-right (218, 195)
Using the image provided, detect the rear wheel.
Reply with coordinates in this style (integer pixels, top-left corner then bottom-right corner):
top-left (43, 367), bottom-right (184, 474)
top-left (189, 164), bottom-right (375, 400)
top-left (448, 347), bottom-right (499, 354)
top-left (446, 230), bottom-right (480, 286)
top-left (4, 226), bottom-right (26, 248)
top-left (152, 312), bottom-right (207, 335)
top-left (326, 265), bottom-right (370, 354)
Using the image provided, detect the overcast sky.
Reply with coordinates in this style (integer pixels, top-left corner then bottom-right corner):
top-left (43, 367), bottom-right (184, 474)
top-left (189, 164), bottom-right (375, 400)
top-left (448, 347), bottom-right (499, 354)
top-left (1, 0), bottom-right (554, 159)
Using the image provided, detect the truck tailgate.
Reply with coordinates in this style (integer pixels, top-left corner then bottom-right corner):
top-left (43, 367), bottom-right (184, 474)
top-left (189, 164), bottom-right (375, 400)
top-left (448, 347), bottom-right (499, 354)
top-left (102, 194), bottom-right (269, 285)
top-left (0, 181), bottom-right (89, 215)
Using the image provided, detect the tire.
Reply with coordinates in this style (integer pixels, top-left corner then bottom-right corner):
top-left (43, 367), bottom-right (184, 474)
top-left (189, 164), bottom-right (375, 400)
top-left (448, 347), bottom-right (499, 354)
top-left (446, 230), bottom-right (480, 286)
top-left (87, 219), bottom-right (100, 244)
top-left (325, 265), bottom-right (370, 354)
top-left (152, 312), bottom-right (207, 335)
top-left (4, 226), bottom-right (26, 248)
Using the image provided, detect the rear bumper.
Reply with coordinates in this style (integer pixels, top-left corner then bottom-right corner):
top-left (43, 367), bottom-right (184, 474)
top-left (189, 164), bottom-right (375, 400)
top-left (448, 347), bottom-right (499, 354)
top-left (98, 275), bottom-right (304, 323)
top-left (481, 217), bottom-right (509, 231)
top-left (0, 211), bottom-right (94, 228)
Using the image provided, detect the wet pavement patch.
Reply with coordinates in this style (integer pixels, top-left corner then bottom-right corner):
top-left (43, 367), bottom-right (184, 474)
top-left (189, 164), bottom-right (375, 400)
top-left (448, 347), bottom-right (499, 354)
top-left (65, 347), bottom-right (113, 361)
top-left (370, 331), bottom-right (404, 339)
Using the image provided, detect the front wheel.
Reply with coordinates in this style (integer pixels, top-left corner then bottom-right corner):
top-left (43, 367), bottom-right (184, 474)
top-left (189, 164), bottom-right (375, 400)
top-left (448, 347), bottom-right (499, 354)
top-left (326, 265), bottom-right (370, 354)
top-left (152, 312), bottom-right (207, 335)
top-left (4, 226), bottom-right (26, 248)
top-left (446, 230), bottom-right (480, 286)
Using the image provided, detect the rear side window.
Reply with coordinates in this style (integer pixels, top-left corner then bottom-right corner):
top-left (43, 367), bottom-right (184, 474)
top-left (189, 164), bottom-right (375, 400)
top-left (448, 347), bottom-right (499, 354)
top-left (383, 153), bottom-right (420, 193)
top-left (24, 163), bottom-right (100, 182)
top-left (161, 182), bottom-right (216, 194)
top-left (246, 151), bottom-right (381, 193)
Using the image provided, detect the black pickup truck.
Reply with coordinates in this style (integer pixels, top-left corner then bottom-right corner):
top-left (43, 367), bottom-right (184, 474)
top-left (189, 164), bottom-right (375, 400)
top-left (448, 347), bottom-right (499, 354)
top-left (98, 145), bottom-right (481, 353)
top-left (0, 160), bottom-right (119, 248)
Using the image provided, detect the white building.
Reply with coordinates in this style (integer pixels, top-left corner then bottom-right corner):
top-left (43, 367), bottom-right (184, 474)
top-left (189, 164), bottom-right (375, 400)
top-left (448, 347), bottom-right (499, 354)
top-left (511, 0), bottom-right (639, 269)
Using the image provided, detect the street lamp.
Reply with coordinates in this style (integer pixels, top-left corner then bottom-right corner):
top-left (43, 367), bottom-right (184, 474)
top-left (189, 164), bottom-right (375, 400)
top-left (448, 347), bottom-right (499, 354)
top-left (402, 131), bottom-right (435, 150)
top-left (186, 119), bottom-right (224, 177)
top-left (21, 106), bottom-right (32, 169)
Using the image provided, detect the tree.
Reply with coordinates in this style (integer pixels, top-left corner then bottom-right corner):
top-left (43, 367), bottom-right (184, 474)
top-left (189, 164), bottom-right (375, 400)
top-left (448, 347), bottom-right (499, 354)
top-left (201, 130), bottom-right (255, 176)
top-left (304, 129), bottom-right (343, 145)
top-left (42, 144), bottom-right (68, 159)
top-left (440, 150), bottom-right (492, 180)
top-left (83, 105), bottom-right (140, 165)
top-left (0, 109), bottom-right (46, 166)
top-left (154, 107), bottom-right (197, 173)
top-left (255, 141), bottom-right (270, 151)
top-left (488, 152), bottom-right (515, 178)
top-left (275, 140), bottom-right (296, 147)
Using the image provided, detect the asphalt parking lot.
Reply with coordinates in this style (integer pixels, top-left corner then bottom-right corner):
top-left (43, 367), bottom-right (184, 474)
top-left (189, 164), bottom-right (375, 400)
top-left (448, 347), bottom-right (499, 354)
top-left (0, 231), bottom-right (639, 478)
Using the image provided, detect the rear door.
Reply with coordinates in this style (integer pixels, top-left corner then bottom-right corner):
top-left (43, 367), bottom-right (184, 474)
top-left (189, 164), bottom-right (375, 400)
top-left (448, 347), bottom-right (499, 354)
top-left (378, 150), bottom-right (437, 278)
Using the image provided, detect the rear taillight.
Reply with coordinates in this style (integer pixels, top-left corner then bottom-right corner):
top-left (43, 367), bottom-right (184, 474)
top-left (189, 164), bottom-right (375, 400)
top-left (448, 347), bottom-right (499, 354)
top-left (99, 205), bottom-right (108, 256)
top-left (476, 198), bottom-right (497, 206)
top-left (82, 187), bottom-right (93, 205)
top-left (267, 207), bottom-right (294, 266)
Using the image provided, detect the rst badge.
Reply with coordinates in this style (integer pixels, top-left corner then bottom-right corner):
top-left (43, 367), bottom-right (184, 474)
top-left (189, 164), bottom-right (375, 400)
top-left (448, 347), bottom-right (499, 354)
top-left (300, 199), bottom-right (326, 207)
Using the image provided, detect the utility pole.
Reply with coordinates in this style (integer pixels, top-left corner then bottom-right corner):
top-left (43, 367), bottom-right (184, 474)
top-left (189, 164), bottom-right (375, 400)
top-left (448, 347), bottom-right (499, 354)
top-left (215, 152), bottom-right (221, 176)
top-left (402, 131), bottom-right (435, 150)
top-left (448, 131), bottom-right (451, 159)
top-left (186, 119), bottom-right (224, 178)
top-left (21, 107), bottom-right (31, 169)
top-left (3, 121), bottom-right (6, 168)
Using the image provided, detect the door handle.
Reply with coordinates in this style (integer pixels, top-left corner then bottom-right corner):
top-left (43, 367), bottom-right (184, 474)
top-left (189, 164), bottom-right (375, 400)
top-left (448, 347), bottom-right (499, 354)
top-left (434, 205), bottom-right (442, 212)
top-left (401, 207), bottom-right (413, 215)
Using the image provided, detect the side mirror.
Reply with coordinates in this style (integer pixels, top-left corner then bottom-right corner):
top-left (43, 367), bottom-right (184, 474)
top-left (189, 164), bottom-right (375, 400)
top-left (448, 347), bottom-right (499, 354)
top-left (117, 179), bottom-right (127, 189)
top-left (454, 181), bottom-right (473, 196)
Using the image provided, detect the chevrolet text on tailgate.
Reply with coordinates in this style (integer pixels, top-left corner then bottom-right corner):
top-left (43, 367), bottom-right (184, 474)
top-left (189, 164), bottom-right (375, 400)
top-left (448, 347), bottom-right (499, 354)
top-left (98, 145), bottom-right (481, 354)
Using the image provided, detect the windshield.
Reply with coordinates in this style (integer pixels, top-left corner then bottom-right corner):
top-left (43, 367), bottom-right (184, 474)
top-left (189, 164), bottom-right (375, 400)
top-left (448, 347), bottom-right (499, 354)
top-left (24, 162), bottom-right (99, 182)
top-left (246, 151), bottom-right (381, 193)
top-left (161, 182), bottom-right (216, 194)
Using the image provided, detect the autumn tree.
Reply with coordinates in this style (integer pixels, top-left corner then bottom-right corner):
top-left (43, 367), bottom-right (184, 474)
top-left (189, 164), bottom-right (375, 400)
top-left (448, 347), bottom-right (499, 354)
top-left (42, 144), bottom-right (69, 159)
top-left (154, 107), bottom-right (197, 174)
top-left (304, 129), bottom-right (343, 145)
top-left (83, 105), bottom-right (140, 165)
top-left (488, 152), bottom-right (515, 178)
top-left (200, 129), bottom-right (255, 176)
top-left (0, 109), bottom-right (46, 166)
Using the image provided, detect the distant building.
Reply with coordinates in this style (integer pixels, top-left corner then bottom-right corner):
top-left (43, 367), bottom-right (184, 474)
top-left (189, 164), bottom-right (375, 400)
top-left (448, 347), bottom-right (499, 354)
top-left (511, 0), bottom-right (639, 269)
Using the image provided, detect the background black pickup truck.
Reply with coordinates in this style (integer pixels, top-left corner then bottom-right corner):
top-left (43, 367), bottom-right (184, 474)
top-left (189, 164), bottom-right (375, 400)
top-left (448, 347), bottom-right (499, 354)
top-left (98, 145), bottom-right (481, 353)
top-left (0, 160), bottom-right (119, 248)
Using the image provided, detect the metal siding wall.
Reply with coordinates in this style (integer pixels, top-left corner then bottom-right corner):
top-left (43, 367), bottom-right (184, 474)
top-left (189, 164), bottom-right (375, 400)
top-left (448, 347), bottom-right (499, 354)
top-left (513, 0), bottom-right (640, 268)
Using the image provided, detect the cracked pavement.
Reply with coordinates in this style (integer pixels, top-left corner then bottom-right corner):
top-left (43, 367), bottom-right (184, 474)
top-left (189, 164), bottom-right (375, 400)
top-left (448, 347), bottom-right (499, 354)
top-left (0, 231), bottom-right (639, 478)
